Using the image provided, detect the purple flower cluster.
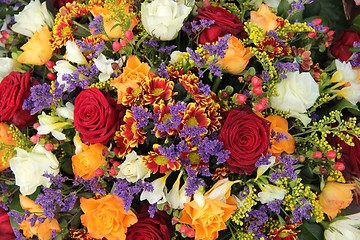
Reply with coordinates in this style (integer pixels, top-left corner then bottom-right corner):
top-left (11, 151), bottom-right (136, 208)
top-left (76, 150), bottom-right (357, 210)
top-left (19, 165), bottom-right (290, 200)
top-left (197, 137), bottom-right (230, 164)
top-left (198, 80), bottom-right (211, 97)
top-left (143, 39), bottom-right (159, 48)
top-left (158, 45), bottom-right (177, 55)
top-left (182, 19), bottom-right (215, 40)
top-left (270, 155), bottom-right (298, 182)
top-left (43, 172), bottom-right (67, 188)
top-left (266, 199), bottom-right (283, 214)
top-left (262, 70), bottom-right (270, 82)
top-left (148, 203), bottom-right (158, 218)
top-left (132, 106), bottom-right (152, 128)
top-left (152, 102), bottom-right (186, 136)
top-left (63, 64), bottom-right (99, 92)
top-left (75, 39), bottom-right (104, 59)
top-left (158, 62), bottom-right (170, 79)
top-left (291, 197), bottom-right (313, 223)
top-left (73, 177), bottom-right (106, 195)
top-left (268, 31), bottom-right (285, 46)
top-left (349, 41), bottom-right (360, 67)
top-left (88, 15), bottom-right (104, 36)
top-left (288, 0), bottom-right (314, 15)
top-left (245, 206), bottom-right (269, 239)
top-left (34, 187), bottom-right (63, 219)
top-left (185, 166), bottom-right (205, 197)
top-left (255, 153), bottom-right (273, 167)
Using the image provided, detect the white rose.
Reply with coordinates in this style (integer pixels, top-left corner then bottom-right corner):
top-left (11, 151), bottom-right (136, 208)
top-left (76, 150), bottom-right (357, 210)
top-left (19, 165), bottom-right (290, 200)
top-left (116, 151), bottom-right (150, 183)
top-left (9, 144), bottom-right (59, 196)
top-left (141, 0), bottom-right (192, 41)
top-left (270, 71), bottom-right (320, 125)
top-left (0, 57), bottom-right (21, 82)
top-left (11, 0), bottom-right (54, 37)
top-left (324, 212), bottom-right (360, 240)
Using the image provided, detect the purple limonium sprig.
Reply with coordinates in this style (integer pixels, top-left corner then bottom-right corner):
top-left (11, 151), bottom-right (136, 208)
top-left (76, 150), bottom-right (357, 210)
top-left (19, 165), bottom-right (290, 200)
top-left (245, 206), bottom-right (269, 239)
top-left (198, 80), bottom-right (211, 97)
top-left (182, 19), bottom-right (215, 40)
top-left (185, 166), bottom-right (205, 197)
top-left (75, 39), bottom-right (104, 59)
top-left (266, 199), bottom-right (283, 215)
top-left (143, 39), bottom-right (159, 48)
top-left (43, 172), bottom-right (67, 188)
top-left (148, 203), bottom-right (158, 218)
top-left (65, 64), bottom-right (98, 92)
top-left (262, 70), bottom-right (270, 82)
top-left (8, 210), bottom-right (26, 224)
top-left (158, 62), bottom-right (170, 79)
top-left (13, 228), bottom-right (24, 240)
top-left (292, 197), bottom-right (313, 223)
top-left (270, 155), bottom-right (298, 182)
top-left (288, 0), bottom-right (313, 15)
top-left (158, 144), bottom-right (178, 162)
top-left (197, 137), bottom-right (230, 164)
top-left (349, 41), bottom-right (360, 67)
top-left (34, 187), bottom-right (62, 219)
top-left (73, 177), bottom-right (106, 195)
top-left (268, 31), bottom-right (285, 46)
top-left (158, 45), bottom-right (177, 55)
top-left (131, 106), bottom-right (152, 128)
top-left (179, 125), bottom-right (207, 140)
top-left (255, 153), bottom-right (273, 167)
top-left (88, 15), bottom-right (105, 36)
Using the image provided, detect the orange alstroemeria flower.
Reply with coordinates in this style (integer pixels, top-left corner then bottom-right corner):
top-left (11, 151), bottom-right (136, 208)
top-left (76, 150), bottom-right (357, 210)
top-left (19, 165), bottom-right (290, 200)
top-left (265, 115), bottom-right (295, 157)
top-left (80, 194), bottom-right (137, 240)
top-left (319, 181), bottom-right (356, 220)
top-left (90, 4), bottom-right (138, 40)
top-left (217, 35), bottom-right (253, 75)
top-left (250, 4), bottom-right (280, 32)
top-left (110, 55), bottom-right (151, 104)
top-left (0, 122), bottom-right (16, 171)
top-left (72, 143), bottom-right (107, 180)
top-left (18, 195), bottom-right (61, 240)
top-left (17, 25), bottom-right (53, 65)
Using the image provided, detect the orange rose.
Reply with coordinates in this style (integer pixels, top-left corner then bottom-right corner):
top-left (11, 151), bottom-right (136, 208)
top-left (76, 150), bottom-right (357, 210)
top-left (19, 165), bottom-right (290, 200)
top-left (250, 4), bottom-right (279, 32)
top-left (110, 55), bottom-right (151, 104)
top-left (0, 122), bottom-right (16, 171)
top-left (90, 4), bottom-right (138, 40)
top-left (265, 115), bottom-right (295, 156)
top-left (319, 181), bottom-right (356, 220)
top-left (217, 36), bottom-right (253, 75)
top-left (72, 143), bottom-right (107, 180)
top-left (80, 194), bottom-right (137, 240)
top-left (18, 195), bottom-right (61, 240)
top-left (179, 197), bottom-right (237, 240)
top-left (17, 25), bottom-right (53, 65)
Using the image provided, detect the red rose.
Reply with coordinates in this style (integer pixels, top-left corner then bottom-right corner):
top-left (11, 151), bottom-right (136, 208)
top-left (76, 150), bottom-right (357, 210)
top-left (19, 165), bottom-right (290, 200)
top-left (0, 208), bottom-right (15, 240)
top-left (126, 205), bottom-right (173, 240)
top-left (194, 6), bottom-right (248, 44)
top-left (74, 88), bottom-right (124, 144)
top-left (0, 71), bottom-right (36, 129)
top-left (218, 106), bottom-right (270, 174)
top-left (327, 133), bottom-right (360, 181)
top-left (330, 29), bottom-right (360, 62)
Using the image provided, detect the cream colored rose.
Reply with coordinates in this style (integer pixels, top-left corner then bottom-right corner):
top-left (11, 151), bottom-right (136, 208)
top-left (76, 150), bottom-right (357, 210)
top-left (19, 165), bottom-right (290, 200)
top-left (141, 0), bottom-right (192, 41)
top-left (324, 212), bottom-right (360, 240)
top-left (116, 151), bottom-right (150, 183)
top-left (9, 144), bottom-right (59, 196)
top-left (0, 57), bottom-right (21, 82)
top-left (270, 71), bottom-right (320, 125)
top-left (11, 0), bottom-right (54, 37)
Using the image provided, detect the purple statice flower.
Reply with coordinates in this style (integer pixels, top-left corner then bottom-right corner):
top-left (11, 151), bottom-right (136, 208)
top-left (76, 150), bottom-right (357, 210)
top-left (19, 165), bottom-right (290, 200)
top-left (148, 203), bottom-right (158, 218)
top-left (88, 15), bottom-right (104, 36)
top-left (0, 202), bottom-right (8, 211)
top-left (0, 182), bottom-right (8, 192)
top-left (73, 177), bottom-right (106, 195)
top-left (8, 210), bottom-right (25, 224)
top-left (185, 166), bottom-right (205, 197)
top-left (152, 102), bottom-right (186, 135)
top-left (187, 47), bottom-right (207, 68)
top-left (176, 140), bottom-right (190, 156)
top-left (208, 60), bottom-right (223, 78)
top-left (51, 229), bottom-right (57, 239)
top-left (246, 206), bottom-right (269, 239)
top-left (158, 45), bottom-right (177, 55)
top-left (275, 62), bottom-right (300, 74)
top-left (268, 31), bottom-right (285, 46)
top-left (310, 112), bottom-right (320, 122)
top-left (266, 199), bottom-right (283, 214)
top-left (28, 214), bottom-right (37, 227)
top-left (158, 62), bottom-right (169, 79)
top-left (197, 137), bottom-right (230, 164)
top-left (65, 64), bottom-right (98, 92)
top-left (143, 39), bottom-right (159, 48)
top-left (270, 155), bottom-right (298, 182)
top-left (288, 0), bottom-right (313, 15)
top-left (197, 165), bottom-right (212, 177)
top-left (270, 129), bottom-right (290, 147)
top-left (13, 228), bottom-right (24, 240)
top-left (158, 144), bottom-right (177, 162)
top-left (113, 179), bottom-right (153, 212)
top-left (349, 41), bottom-right (360, 67)
top-left (292, 197), bottom-right (313, 223)
top-left (242, 89), bottom-right (253, 98)
top-left (255, 153), bottom-right (273, 167)
top-left (131, 106), bottom-right (152, 128)
top-left (179, 125), bottom-right (207, 140)
top-left (75, 39), bottom-right (104, 59)
top-left (198, 80), bottom-right (211, 97)
top-left (306, 22), bottom-right (327, 32)
top-left (60, 192), bottom-right (77, 212)
top-left (202, 34), bottom-right (229, 59)
top-left (43, 172), bottom-right (67, 188)
top-left (37, 216), bottom-right (45, 224)
top-left (238, 186), bottom-right (251, 199)
top-left (34, 187), bottom-right (62, 219)
top-left (23, 82), bottom-right (64, 115)
top-left (262, 70), bottom-right (270, 82)
top-left (182, 19), bottom-right (215, 40)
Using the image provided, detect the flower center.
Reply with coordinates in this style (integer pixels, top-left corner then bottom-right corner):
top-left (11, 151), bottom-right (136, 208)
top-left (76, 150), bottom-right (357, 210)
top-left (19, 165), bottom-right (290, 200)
top-left (153, 88), bottom-right (164, 96)
top-left (161, 113), bottom-right (172, 123)
top-left (154, 155), bottom-right (169, 166)
top-left (132, 87), bottom-right (142, 97)
top-left (186, 117), bottom-right (198, 127)
top-left (188, 152), bottom-right (201, 165)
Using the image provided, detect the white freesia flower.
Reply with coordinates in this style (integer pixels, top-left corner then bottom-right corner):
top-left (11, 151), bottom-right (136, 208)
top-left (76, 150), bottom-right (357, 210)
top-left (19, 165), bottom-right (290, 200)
top-left (11, 0), bottom-right (54, 37)
top-left (0, 57), bottom-right (21, 82)
top-left (170, 50), bottom-right (186, 64)
top-left (53, 60), bottom-right (78, 91)
top-left (73, 135), bottom-right (83, 155)
top-left (64, 41), bottom-right (87, 65)
top-left (258, 184), bottom-right (287, 204)
top-left (94, 54), bottom-right (125, 82)
top-left (205, 178), bottom-right (239, 203)
top-left (9, 144), bottom-right (59, 195)
top-left (270, 71), bottom-right (320, 125)
top-left (165, 170), bottom-right (190, 209)
top-left (37, 112), bottom-right (72, 140)
top-left (116, 151), bottom-right (150, 183)
top-left (140, 173), bottom-right (169, 204)
top-left (56, 102), bottom-right (74, 121)
top-left (324, 213), bottom-right (360, 240)
top-left (141, 0), bottom-right (192, 41)
top-left (255, 156), bottom-right (276, 181)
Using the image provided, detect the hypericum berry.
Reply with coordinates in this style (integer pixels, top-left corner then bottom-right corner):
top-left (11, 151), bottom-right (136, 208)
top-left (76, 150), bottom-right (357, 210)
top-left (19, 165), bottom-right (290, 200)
top-left (259, 97), bottom-right (268, 108)
top-left (0, 38), bottom-right (5, 44)
top-left (112, 41), bottom-right (122, 52)
top-left (33, 122), bottom-right (41, 130)
top-left (312, 151), bottom-right (322, 159)
top-left (335, 162), bottom-right (345, 171)
top-left (113, 161), bottom-right (121, 167)
top-left (253, 86), bottom-right (263, 96)
top-left (44, 143), bottom-right (53, 151)
top-left (319, 167), bottom-right (328, 175)
top-left (221, 90), bottom-right (229, 99)
top-left (102, 149), bottom-right (109, 156)
top-left (179, 225), bottom-right (187, 234)
top-left (326, 150), bottom-right (337, 159)
top-left (312, 18), bottom-right (322, 26)
top-left (30, 135), bottom-right (39, 143)
top-left (186, 228), bottom-right (195, 238)
top-left (120, 39), bottom-right (128, 47)
top-left (255, 102), bottom-right (265, 111)
top-left (112, 147), bottom-right (120, 156)
top-left (1, 30), bottom-right (9, 39)
top-left (95, 168), bottom-right (105, 177)
top-left (46, 61), bottom-right (55, 69)
top-left (47, 72), bottom-right (56, 81)
top-left (124, 30), bottom-right (134, 41)
top-left (163, 204), bottom-right (170, 211)
top-left (251, 76), bottom-right (262, 87)
top-left (308, 32), bottom-right (317, 38)
top-left (236, 94), bottom-right (247, 104)
top-left (298, 155), bottom-right (306, 162)
top-left (109, 167), bottom-right (117, 176)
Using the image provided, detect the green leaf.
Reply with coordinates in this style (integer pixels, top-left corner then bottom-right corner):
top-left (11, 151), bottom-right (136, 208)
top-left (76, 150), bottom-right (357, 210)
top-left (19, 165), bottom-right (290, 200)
top-left (329, 99), bottom-right (360, 114)
top-left (299, 221), bottom-right (324, 240)
top-left (352, 15), bottom-right (360, 33)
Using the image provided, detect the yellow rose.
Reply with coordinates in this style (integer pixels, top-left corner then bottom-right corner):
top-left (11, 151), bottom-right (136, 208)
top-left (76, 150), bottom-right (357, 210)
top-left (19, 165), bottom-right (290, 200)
top-left (17, 25), bottom-right (53, 65)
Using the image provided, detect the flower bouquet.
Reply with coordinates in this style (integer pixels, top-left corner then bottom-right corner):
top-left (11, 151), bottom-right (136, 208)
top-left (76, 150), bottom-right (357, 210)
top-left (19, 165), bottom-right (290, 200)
top-left (1, 0), bottom-right (360, 239)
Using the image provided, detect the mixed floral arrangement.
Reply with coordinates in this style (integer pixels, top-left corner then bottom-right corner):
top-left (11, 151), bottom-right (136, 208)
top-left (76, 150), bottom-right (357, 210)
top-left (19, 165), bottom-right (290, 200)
top-left (1, 0), bottom-right (360, 239)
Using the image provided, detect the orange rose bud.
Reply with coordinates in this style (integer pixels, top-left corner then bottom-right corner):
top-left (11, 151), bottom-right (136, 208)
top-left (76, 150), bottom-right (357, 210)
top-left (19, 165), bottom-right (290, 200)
top-left (250, 4), bottom-right (280, 32)
top-left (319, 181), bottom-right (356, 220)
top-left (17, 25), bottom-right (53, 65)
top-left (80, 194), bottom-right (137, 240)
top-left (217, 36), bottom-right (253, 75)
top-left (72, 143), bottom-right (107, 180)
top-left (0, 122), bottom-right (16, 171)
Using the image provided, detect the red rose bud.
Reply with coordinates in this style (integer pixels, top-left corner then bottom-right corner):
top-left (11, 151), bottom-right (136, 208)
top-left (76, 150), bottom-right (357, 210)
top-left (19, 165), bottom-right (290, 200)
top-left (124, 30), bottom-right (134, 41)
top-left (109, 167), bottom-right (117, 176)
top-left (44, 143), bottom-right (53, 151)
top-left (308, 32), bottom-right (317, 38)
top-left (236, 94), bottom-right (247, 104)
top-left (251, 76), bottom-right (262, 87)
top-left (112, 41), bottom-right (122, 52)
top-left (253, 86), bottom-right (263, 96)
top-left (120, 39), bottom-right (128, 47)
top-left (47, 72), bottom-right (56, 81)
top-left (313, 151), bottom-right (322, 159)
top-left (30, 135), bottom-right (39, 143)
top-left (46, 61), bottom-right (55, 69)
top-left (335, 162), bottom-right (345, 171)
top-left (113, 161), bottom-right (121, 167)
top-left (33, 122), bottom-right (40, 130)
top-left (95, 168), bottom-right (105, 177)
top-left (327, 150), bottom-right (337, 159)
top-left (312, 18), bottom-right (322, 26)
top-left (179, 225), bottom-right (187, 234)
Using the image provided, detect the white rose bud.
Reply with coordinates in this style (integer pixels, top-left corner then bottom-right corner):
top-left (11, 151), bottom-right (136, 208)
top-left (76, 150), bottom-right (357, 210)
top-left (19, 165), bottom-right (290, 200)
top-left (117, 151), bottom-right (150, 183)
top-left (141, 0), bottom-right (192, 41)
